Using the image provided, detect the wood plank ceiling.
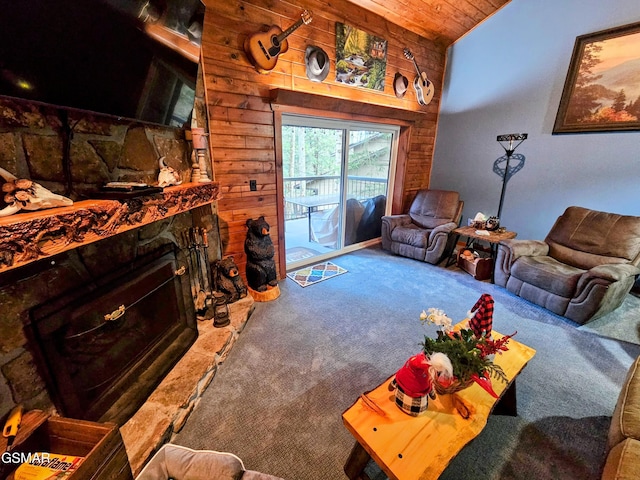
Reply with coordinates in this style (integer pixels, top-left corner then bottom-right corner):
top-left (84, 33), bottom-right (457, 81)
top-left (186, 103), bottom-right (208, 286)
top-left (344, 0), bottom-right (511, 46)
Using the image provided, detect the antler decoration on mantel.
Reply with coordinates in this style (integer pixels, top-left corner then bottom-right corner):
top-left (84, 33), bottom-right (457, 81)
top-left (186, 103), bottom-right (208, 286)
top-left (0, 167), bottom-right (73, 217)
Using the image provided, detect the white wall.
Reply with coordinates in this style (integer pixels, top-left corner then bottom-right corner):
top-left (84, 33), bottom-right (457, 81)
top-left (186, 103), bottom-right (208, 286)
top-left (431, 0), bottom-right (640, 239)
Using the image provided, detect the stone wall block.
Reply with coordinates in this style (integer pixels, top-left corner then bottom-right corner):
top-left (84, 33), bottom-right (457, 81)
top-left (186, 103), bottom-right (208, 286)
top-left (89, 139), bottom-right (124, 173)
top-left (22, 134), bottom-right (65, 182)
top-left (71, 116), bottom-right (120, 136)
top-left (0, 311), bottom-right (27, 354)
top-left (0, 374), bottom-right (15, 417)
top-left (1, 351), bottom-right (47, 403)
top-left (122, 126), bottom-right (158, 174)
top-left (76, 230), bottom-right (139, 279)
top-left (69, 139), bottom-right (111, 185)
top-left (153, 135), bottom-right (190, 181)
top-left (169, 213), bottom-right (195, 242)
top-left (0, 133), bottom-right (19, 173)
top-left (138, 217), bottom-right (173, 242)
top-left (0, 99), bottom-right (47, 129)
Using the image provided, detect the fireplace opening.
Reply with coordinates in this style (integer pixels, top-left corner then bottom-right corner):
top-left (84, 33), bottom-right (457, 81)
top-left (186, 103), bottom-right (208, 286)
top-left (25, 247), bottom-right (197, 425)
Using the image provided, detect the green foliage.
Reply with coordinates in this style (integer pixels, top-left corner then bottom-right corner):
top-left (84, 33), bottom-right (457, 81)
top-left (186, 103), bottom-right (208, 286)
top-left (283, 126), bottom-right (392, 179)
top-left (612, 90), bottom-right (627, 112)
top-left (422, 329), bottom-right (507, 385)
top-left (366, 60), bottom-right (386, 91)
top-left (336, 60), bottom-right (350, 74)
top-left (628, 96), bottom-right (640, 118)
top-left (282, 126), bottom-right (343, 177)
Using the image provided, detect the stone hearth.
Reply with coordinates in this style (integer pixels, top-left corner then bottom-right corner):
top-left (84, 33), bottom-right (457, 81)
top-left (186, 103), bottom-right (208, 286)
top-left (121, 295), bottom-right (254, 475)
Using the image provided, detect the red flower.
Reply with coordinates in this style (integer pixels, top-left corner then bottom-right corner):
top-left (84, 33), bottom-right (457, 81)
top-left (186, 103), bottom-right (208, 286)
top-left (476, 331), bottom-right (516, 358)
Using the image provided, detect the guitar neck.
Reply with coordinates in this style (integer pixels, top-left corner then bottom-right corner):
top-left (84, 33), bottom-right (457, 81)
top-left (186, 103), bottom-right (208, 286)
top-left (411, 58), bottom-right (422, 77)
top-left (276, 17), bottom-right (305, 44)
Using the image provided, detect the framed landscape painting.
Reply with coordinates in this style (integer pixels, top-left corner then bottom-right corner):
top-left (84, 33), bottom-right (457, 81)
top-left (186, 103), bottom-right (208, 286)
top-left (335, 23), bottom-right (387, 91)
top-left (553, 21), bottom-right (640, 134)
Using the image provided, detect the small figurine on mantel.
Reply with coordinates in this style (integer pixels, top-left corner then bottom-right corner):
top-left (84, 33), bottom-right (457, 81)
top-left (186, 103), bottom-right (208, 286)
top-left (0, 166), bottom-right (72, 217)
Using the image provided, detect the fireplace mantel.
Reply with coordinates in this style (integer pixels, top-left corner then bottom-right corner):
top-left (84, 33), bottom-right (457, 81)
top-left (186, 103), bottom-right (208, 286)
top-left (0, 182), bottom-right (220, 274)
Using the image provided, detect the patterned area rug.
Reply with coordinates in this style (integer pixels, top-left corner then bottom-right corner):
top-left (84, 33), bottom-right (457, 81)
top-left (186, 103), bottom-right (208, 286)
top-left (287, 261), bottom-right (348, 287)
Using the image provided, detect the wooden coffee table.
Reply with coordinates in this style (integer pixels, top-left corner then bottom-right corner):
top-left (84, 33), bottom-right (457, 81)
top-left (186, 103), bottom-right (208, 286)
top-left (342, 330), bottom-right (536, 480)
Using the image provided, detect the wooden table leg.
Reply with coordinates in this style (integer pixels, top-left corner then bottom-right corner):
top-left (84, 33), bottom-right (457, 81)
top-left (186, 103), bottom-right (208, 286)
top-left (443, 233), bottom-right (462, 267)
top-left (344, 441), bottom-right (372, 480)
top-left (493, 378), bottom-right (518, 416)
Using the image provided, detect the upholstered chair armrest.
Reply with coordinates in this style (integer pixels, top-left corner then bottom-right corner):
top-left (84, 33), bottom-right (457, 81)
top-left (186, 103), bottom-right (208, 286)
top-left (136, 445), bottom-right (245, 480)
top-left (381, 214), bottom-right (412, 230)
top-left (499, 239), bottom-right (549, 261)
top-left (494, 239), bottom-right (549, 287)
top-left (581, 263), bottom-right (640, 284)
top-left (381, 214), bottom-right (413, 251)
top-left (428, 221), bottom-right (457, 243)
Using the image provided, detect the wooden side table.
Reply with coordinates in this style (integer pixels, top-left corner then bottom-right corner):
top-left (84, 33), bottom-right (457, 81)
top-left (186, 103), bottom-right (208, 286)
top-left (445, 226), bottom-right (517, 267)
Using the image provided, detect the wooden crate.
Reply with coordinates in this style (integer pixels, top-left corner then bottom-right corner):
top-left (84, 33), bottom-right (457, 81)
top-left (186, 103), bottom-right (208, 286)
top-left (1, 410), bottom-right (133, 480)
top-left (457, 251), bottom-right (493, 281)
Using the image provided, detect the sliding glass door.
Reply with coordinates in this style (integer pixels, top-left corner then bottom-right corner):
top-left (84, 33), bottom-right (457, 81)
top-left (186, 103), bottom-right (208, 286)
top-left (282, 115), bottom-right (398, 269)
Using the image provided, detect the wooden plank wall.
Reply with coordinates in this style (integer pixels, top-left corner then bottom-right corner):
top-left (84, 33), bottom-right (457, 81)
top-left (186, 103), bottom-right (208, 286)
top-left (201, 0), bottom-right (447, 279)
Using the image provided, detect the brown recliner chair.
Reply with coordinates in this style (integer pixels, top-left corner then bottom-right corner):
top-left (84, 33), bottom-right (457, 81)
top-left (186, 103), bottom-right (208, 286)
top-left (381, 189), bottom-right (463, 264)
top-left (495, 206), bottom-right (640, 324)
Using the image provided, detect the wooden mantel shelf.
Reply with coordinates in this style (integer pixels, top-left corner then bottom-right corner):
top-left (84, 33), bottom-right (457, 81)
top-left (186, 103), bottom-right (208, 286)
top-left (0, 182), bottom-right (220, 274)
top-left (269, 88), bottom-right (432, 123)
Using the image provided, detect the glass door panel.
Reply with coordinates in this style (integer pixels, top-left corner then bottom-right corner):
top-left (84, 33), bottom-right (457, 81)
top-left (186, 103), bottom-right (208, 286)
top-left (344, 130), bottom-right (392, 247)
top-left (283, 125), bottom-right (344, 268)
top-left (282, 115), bottom-right (398, 270)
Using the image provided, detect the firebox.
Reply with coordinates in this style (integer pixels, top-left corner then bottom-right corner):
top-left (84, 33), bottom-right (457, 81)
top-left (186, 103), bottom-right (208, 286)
top-left (25, 248), bottom-right (197, 425)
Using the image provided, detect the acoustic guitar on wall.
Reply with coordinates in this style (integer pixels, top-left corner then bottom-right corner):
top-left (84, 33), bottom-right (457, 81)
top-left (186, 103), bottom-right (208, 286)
top-left (403, 48), bottom-right (434, 106)
top-left (244, 10), bottom-right (313, 74)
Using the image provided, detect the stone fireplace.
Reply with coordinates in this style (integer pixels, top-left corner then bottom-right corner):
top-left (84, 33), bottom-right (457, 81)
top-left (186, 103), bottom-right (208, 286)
top-left (0, 96), bottom-right (251, 474)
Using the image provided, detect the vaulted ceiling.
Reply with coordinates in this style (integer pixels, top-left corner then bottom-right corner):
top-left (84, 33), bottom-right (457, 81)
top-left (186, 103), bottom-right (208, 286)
top-left (345, 0), bottom-right (510, 46)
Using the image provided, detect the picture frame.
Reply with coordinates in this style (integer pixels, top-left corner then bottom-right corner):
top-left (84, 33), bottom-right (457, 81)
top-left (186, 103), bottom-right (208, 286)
top-left (335, 23), bottom-right (387, 91)
top-left (553, 21), bottom-right (640, 134)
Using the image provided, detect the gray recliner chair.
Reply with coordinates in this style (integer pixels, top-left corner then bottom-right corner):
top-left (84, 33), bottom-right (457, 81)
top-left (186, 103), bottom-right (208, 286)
top-left (381, 189), bottom-right (463, 264)
top-left (495, 206), bottom-right (640, 324)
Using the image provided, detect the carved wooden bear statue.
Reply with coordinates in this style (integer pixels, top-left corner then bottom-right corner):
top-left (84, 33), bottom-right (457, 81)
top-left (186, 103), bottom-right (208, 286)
top-left (214, 256), bottom-right (247, 303)
top-left (244, 216), bottom-right (278, 292)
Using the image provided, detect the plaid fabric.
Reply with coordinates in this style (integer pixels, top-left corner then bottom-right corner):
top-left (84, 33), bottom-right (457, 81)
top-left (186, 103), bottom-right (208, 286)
top-left (469, 293), bottom-right (494, 337)
top-left (391, 379), bottom-right (432, 416)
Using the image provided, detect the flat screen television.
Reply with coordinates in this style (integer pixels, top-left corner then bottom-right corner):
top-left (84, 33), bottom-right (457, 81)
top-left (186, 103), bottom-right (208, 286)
top-left (0, 0), bottom-right (204, 127)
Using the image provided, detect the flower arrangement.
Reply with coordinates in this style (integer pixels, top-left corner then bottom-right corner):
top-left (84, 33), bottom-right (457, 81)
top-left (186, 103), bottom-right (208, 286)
top-left (419, 298), bottom-right (515, 396)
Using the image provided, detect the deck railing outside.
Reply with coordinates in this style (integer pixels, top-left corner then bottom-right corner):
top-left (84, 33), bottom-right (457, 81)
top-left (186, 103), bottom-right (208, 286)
top-left (284, 176), bottom-right (387, 220)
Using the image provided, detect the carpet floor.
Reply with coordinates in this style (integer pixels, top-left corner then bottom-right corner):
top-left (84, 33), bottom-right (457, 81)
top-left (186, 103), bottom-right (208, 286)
top-left (174, 245), bottom-right (640, 479)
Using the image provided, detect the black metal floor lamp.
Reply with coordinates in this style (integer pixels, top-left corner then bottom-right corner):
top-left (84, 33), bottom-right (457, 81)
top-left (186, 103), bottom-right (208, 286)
top-left (495, 133), bottom-right (528, 220)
